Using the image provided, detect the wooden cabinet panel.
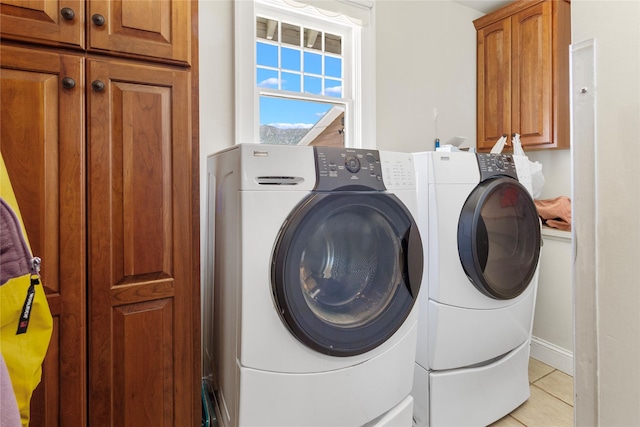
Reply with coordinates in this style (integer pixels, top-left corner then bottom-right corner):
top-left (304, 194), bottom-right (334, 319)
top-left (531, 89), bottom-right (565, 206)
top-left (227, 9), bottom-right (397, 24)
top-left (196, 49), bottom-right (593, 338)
top-left (88, 0), bottom-right (192, 64)
top-left (0, 45), bottom-right (86, 427)
top-left (87, 59), bottom-right (196, 426)
top-left (0, 0), bottom-right (84, 48)
top-left (477, 19), bottom-right (511, 151)
top-left (511, 2), bottom-right (552, 147)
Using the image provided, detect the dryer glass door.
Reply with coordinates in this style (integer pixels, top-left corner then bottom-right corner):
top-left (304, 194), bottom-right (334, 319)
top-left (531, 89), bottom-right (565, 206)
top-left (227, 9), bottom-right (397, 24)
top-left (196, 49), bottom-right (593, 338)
top-left (272, 192), bottom-right (423, 357)
top-left (458, 177), bottom-right (541, 300)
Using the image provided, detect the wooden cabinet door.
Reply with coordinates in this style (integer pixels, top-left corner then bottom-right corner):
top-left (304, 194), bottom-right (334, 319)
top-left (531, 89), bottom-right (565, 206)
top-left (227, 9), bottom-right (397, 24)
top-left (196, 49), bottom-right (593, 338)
top-left (0, 44), bottom-right (86, 427)
top-left (87, 59), bottom-right (198, 426)
top-left (511, 1), bottom-right (552, 147)
top-left (476, 18), bottom-right (512, 151)
top-left (87, 0), bottom-right (192, 64)
top-left (0, 0), bottom-right (84, 48)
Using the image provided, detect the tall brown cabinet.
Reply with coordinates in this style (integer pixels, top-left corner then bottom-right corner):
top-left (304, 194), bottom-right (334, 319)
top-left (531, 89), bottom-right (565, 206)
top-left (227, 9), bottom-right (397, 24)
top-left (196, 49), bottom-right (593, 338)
top-left (474, 0), bottom-right (571, 151)
top-left (0, 1), bottom-right (200, 425)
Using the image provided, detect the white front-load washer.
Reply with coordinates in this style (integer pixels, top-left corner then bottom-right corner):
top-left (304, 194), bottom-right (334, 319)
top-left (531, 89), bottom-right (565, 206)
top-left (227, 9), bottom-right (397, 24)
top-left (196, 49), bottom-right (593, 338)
top-left (206, 143), bottom-right (424, 427)
top-left (411, 151), bottom-right (542, 427)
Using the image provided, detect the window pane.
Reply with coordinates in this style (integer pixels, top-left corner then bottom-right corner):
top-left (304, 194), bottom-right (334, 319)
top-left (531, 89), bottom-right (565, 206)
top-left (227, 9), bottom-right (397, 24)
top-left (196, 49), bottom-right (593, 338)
top-left (325, 33), bottom-right (341, 55)
top-left (257, 68), bottom-right (279, 89)
top-left (281, 22), bottom-right (300, 47)
top-left (305, 28), bottom-right (322, 51)
top-left (260, 96), bottom-right (343, 146)
top-left (304, 76), bottom-right (322, 95)
top-left (257, 42), bottom-right (278, 68)
top-left (324, 79), bottom-right (342, 98)
top-left (282, 47), bottom-right (301, 72)
top-left (325, 56), bottom-right (341, 79)
top-left (282, 72), bottom-right (301, 92)
top-left (257, 17), bottom-right (279, 42)
top-left (304, 52), bottom-right (322, 75)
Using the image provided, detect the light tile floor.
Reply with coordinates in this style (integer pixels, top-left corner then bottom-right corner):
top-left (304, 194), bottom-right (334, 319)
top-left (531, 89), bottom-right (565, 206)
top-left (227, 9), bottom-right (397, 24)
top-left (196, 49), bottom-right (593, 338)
top-left (490, 358), bottom-right (574, 427)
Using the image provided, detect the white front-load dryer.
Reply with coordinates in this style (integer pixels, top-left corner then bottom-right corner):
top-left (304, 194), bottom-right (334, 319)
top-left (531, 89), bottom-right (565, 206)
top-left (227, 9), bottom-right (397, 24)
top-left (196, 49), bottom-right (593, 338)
top-left (411, 151), bottom-right (542, 427)
top-left (206, 144), bottom-right (424, 427)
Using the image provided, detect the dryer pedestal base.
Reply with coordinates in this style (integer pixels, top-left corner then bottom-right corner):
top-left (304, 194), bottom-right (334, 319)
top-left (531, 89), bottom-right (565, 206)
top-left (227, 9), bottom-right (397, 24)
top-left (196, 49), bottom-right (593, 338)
top-left (413, 339), bottom-right (531, 427)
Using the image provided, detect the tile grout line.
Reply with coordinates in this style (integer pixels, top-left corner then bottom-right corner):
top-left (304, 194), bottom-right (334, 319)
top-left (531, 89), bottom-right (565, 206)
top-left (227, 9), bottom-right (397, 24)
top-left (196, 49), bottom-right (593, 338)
top-left (531, 368), bottom-right (558, 385)
top-left (530, 383), bottom-right (574, 408)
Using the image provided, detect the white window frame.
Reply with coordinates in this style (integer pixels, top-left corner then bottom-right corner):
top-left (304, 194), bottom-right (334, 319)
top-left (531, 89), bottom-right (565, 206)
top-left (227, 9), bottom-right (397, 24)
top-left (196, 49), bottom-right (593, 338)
top-left (235, 0), bottom-right (376, 148)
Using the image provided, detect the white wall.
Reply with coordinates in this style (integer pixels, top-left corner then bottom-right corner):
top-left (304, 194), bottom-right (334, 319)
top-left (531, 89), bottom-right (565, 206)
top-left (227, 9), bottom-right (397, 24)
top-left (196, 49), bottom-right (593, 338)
top-left (531, 228), bottom-right (573, 375)
top-left (199, 0), bottom-right (235, 159)
top-left (375, 0), bottom-right (482, 153)
top-left (526, 150), bottom-right (571, 199)
top-left (572, 1), bottom-right (640, 426)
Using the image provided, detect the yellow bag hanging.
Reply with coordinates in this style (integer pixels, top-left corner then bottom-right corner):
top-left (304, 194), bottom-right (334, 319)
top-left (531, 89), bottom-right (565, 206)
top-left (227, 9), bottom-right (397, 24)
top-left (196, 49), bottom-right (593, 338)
top-left (0, 153), bottom-right (53, 427)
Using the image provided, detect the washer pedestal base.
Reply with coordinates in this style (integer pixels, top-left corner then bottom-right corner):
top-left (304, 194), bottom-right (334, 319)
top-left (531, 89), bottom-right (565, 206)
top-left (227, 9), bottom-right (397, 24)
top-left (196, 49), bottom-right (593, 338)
top-left (413, 339), bottom-right (531, 427)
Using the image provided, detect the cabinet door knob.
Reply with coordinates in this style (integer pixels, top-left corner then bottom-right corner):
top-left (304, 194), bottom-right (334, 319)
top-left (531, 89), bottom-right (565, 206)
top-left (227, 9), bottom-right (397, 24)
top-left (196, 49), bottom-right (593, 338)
top-left (91, 80), bottom-right (105, 92)
top-left (61, 7), bottom-right (75, 20)
top-left (62, 77), bottom-right (76, 89)
top-left (92, 14), bottom-right (106, 26)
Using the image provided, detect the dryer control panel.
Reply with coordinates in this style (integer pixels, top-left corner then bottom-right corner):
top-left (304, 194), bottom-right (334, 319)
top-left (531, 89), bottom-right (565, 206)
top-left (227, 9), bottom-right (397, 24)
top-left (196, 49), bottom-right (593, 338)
top-left (314, 147), bottom-right (386, 191)
top-left (476, 153), bottom-right (518, 182)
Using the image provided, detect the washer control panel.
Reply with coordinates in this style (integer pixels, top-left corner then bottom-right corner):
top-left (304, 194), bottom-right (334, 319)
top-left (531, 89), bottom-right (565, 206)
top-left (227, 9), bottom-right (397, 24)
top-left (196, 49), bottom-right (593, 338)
top-left (314, 147), bottom-right (386, 191)
top-left (476, 153), bottom-right (518, 182)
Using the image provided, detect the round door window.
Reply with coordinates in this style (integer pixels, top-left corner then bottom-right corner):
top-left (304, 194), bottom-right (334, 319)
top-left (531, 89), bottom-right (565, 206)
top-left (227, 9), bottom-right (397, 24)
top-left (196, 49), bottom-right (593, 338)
top-left (272, 192), bottom-right (423, 357)
top-left (458, 177), bottom-right (541, 300)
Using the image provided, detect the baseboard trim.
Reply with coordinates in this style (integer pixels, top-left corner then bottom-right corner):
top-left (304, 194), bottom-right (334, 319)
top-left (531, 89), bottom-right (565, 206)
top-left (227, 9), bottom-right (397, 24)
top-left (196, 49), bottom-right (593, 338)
top-left (530, 336), bottom-right (573, 376)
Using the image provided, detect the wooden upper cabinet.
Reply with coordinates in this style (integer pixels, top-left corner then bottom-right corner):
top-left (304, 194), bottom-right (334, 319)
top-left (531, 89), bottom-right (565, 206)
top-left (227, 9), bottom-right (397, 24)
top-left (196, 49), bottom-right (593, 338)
top-left (0, 44), bottom-right (87, 427)
top-left (0, 0), bottom-right (192, 64)
top-left (0, 0), bottom-right (85, 48)
top-left (87, 0), bottom-right (192, 64)
top-left (474, 0), bottom-right (571, 151)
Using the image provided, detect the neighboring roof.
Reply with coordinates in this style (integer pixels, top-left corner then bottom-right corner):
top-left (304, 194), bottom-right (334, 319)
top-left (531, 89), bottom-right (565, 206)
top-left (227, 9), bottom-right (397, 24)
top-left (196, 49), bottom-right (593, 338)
top-left (297, 105), bottom-right (345, 146)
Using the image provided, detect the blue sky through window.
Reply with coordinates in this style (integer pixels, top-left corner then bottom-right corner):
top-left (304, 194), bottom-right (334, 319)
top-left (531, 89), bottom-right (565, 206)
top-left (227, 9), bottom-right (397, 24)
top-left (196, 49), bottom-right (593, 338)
top-left (256, 20), bottom-right (343, 134)
top-left (260, 97), bottom-right (332, 130)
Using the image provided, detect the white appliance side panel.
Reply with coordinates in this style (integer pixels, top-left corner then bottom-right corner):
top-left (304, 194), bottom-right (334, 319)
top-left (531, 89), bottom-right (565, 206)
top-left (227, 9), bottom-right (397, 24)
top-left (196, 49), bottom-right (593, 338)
top-left (411, 363), bottom-right (430, 427)
top-left (428, 294), bottom-right (534, 370)
top-left (237, 322), bottom-right (418, 427)
top-left (429, 340), bottom-right (531, 427)
top-left (209, 150), bottom-right (242, 427)
top-left (412, 153), bottom-right (431, 373)
top-left (239, 190), bottom-right (420, 373)
top-left (414, 282), bottom-right (430, 370)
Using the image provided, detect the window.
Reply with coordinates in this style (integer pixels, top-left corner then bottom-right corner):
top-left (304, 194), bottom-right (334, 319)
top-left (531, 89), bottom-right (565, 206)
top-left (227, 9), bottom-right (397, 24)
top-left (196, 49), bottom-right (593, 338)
top-left (256, 11), bottom-right (348, 146)
top-left (235, 0), bottom-right (375, 148)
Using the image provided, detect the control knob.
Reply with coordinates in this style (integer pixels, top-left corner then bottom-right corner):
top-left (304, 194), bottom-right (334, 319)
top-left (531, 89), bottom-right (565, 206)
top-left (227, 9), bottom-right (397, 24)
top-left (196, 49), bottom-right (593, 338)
top-left (345, 155), bottom-right (361, 173)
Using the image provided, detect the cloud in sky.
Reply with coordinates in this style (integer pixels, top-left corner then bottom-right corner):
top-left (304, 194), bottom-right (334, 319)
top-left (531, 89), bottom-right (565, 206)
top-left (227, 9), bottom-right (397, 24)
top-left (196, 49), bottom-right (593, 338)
top-left (258, 77), bottom-right (280, 88)
top-left (325, 85), bottom-right (342, 96)
top-left (267, 122), bottom-right (314, 129)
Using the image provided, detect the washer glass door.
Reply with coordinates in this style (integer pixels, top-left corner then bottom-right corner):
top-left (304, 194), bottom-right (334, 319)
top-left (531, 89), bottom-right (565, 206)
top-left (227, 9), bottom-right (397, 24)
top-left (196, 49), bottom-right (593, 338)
top-left (272, 192), bottom-right (422, 357)
top-left (458, 177), bottom-right (541, 300)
